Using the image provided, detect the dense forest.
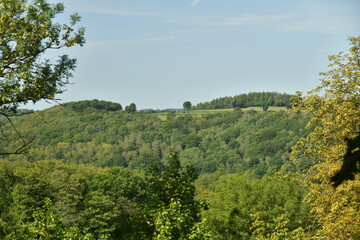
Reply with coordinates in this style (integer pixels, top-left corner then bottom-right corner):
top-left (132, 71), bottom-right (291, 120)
top-left (0, 0), bottom-right (359, 239)
top-left (194, 92), bottom-right (293, 110)
top-left (0, 104), bottom-right (315, 239)
top-left (1, 102), bottom-right (312, 176)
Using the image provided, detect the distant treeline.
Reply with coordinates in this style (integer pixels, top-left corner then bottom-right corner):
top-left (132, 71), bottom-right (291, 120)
top-left (194, 92), bottom-right (293, 110)
top-left (63, 99), bottom-right (123, 112)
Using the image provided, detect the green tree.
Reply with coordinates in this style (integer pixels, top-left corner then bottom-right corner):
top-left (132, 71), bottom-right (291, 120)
top-left (0, 160), bottom-right (148, 239)
top-left (0, 0), bottom-right (85, 112)
top-left (231, 99), bottom-right (239, 108)
top-left (153, 198), bottom-right (212, 240)
top-left (145, 152), bottom-right (205, 239)
top-left (19, 198), bottom-right (66, 240)
top-left (262, 104), bottom-right (269, 112)
top-left (183, 101), bottom-right (192, 111)
top-left (125, 103), bottom-right (137, 113)
top-left (200, 174), bottom-right (312, 240)
top-left (250, 213), bottom-right (309, 240)
top-left (0, 0), bottom-right (84, 156)
top-left (290, 36), bottom-right (360, 239)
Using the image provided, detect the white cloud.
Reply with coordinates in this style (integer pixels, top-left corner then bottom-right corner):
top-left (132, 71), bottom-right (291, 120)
top-left (214, 14), bottom-right (292, 26)
top-left (279, 8), bottom-right (359, 35)
top-left (190, 0), bottom-right (204, 8)
top-left (280, 17), bottom-right (358, 35)
top-left (212, 12), bottom-right (359, 35)
top-left (86, 36), bottom-right (176, 48)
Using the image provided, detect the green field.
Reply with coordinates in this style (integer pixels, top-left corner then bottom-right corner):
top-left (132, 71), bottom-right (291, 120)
top-left (153, 106), bottom-right (287, 119)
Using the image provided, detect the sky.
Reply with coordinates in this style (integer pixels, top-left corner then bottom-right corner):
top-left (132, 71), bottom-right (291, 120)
top-left (31, 0), bottom-right (360, 110)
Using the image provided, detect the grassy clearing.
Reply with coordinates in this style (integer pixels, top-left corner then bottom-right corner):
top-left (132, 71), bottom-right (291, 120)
top-left (152, 106), bottom-right (287, 119)
top-left (183, 108), bottom-right (234, 115)
top-left (242, 106), bottom-right (287, 112)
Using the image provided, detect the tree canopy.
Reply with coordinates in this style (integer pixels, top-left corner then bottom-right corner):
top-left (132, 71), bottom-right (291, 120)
top-left (290, 36), bottom-right (360, 239)
top-left (195, 92), bottom-right (293, 110)
top-left (125, 103), bottom-right (137, 113)
top-left (183, 101), bottom-right (192, 111)
top-left (2, 1), bottom-right (358, 238)
top-left (1, 107), bottom-right (312, 175)
top-left (0, 0), bottom-right (85, 113)
top-left (63, 99), bottom-right (122, 112)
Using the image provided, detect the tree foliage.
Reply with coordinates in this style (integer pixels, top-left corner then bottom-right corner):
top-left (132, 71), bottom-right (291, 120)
top-left (63, 99), bottom-right (122, 112)
top-left (290, 36), bottom-right (360, 239)
top-left (0, 101), bottom-right (317, 238)
top-left (195, 92), bottom-right (293, 110)
top-left (0, 153), bottom-right (212, 239)
top-left (1, 107), bottom-right (312, 176)
top-left (183, 101), bottom-right (192, 111)
top-left (0, 0), bottom-right (85, 112)
top-left (125, 103), bottom-right (137, 114)
top-left (0, 160), bottom-right (147, 239)
top-left (197, 174), bottom-right (313, 239)
top-left (145, 152), bottom-right (209, 239)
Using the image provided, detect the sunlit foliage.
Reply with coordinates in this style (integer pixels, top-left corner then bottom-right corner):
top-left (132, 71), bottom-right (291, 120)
top-left (291, 36), bottom-right (360, 239)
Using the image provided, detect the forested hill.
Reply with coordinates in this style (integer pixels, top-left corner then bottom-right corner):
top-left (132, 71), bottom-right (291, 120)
top-left (194, 92), bottom-right (293, 109)
top-left (0, 101), bottom-right (317, 239)
top-left (0, 0), bottom-right (357, 237)
top-left (63, 99), bottom-right (123, 112)
top-left (2, 102), bottom-right (312, 177)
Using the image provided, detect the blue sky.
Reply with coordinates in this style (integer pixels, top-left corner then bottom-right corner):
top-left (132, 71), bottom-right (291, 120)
top-left (33, 0), bottom-right (360, 110)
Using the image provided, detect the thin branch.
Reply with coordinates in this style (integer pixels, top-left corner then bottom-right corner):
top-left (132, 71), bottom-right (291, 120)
top-left (0, 112), bottom-right (36, 161)
top-left (0, 136), bottom-right (34, 156)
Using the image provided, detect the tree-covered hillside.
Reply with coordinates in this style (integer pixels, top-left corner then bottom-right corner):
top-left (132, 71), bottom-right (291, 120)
top-left (1, 0), bottom-right (357, 237)
top-left (1, 36), bottom-right (357, 239)
top-left (63, 100), bottom-right (123, 112)
top-left (0, 153), bottom-right (209, 239)
top-left (194, 92), bottom-right (293, 110)
top-left (1, 103), bottom-right (312, 177)
top-left (0, 103), bottom-right (316, 239)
